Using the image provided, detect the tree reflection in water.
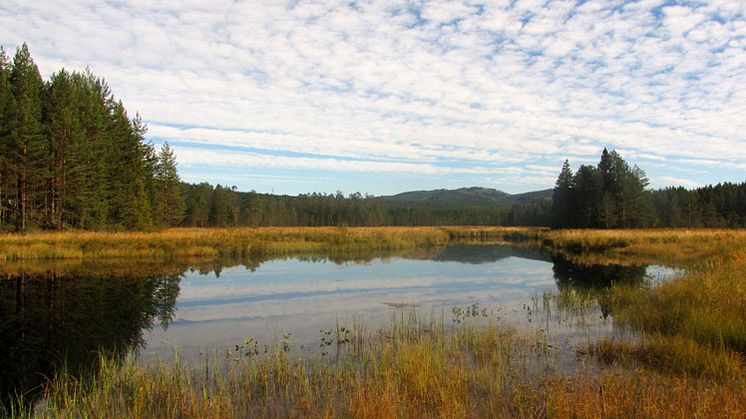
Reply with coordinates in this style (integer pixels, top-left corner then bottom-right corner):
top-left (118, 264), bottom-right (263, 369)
top-left (0, 270), bottom-right (181, 404)
top-left (551, 253), bottom-right (649, 317)
top-left (0, 247), bottom-right (654, 405)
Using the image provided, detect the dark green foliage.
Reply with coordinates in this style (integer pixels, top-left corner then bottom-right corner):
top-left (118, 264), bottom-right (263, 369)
top-left (573, 165), bottom-right (602, 228)
top-left (551, 149), bottom-right (746, 229)
top-left (650, 182), bottom-right (746, 227)
top-left (153, 142), bottom-right (185, 227)
top-left (551, 160), bottom-right (574, 228)
top-left (184, 182), bottom-right (213, 227)
top-left (0, 44), bottom-right (178, 231)
top-left (44, 69), bottom-right (85, 229)
top-left (209, 185), bottom-right (239, 227)
top-left (106, 102), bottom-right (152, 230)
top-left (551, 149), bottom-right (653, 229)
top-left (0, 47), bottom-right (15, 229)
top-left (9, 43), bottom-right (45, 231)
top-left (177, 185), bottom-right (552, 228)
top-left (73, 71), bottom-right (114, 228)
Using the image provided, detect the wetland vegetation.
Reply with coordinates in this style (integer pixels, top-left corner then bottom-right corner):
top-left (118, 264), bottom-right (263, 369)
top-left (1, 227), bottom-right (745, 417)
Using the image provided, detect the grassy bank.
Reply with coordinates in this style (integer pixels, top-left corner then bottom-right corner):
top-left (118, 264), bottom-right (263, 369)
top-left (10, 314), bottom-right (745, 418)
top-left (4, 227), bottom-right (746, 417)
top-left (540, 229), bottom-right (746, 385)
top-left (540, 228), bottom-right (746, 267)
top-left (0, 226), bottom-right (537, 262)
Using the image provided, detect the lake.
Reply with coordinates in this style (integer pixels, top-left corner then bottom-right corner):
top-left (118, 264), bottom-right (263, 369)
top-left (0, 244), bottom-right (679, 401)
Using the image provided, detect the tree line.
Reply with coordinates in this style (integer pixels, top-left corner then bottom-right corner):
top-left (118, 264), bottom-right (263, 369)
top-left (3, 44), bottom-right (743, 231)
top-left (550, 149), bottom-right (746, 228)
top-left (0, 44), bottom-right (184, 231)
top-left (178, 151), bottom-right (743, 230)
top-left (179, 186), bottom-right (535, 228)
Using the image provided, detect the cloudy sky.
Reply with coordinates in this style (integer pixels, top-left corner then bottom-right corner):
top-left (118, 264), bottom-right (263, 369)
top-left (1, 1), bottom-right (744, 195)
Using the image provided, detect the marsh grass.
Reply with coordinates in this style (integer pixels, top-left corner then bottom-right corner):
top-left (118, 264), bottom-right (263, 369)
top-left (9, 312), bottom-right (746, 418)
top-left (589, 334), bottom-right (745, 380)
top-left (5, 227), bottom-right (746, 417)
top-left (540, 228), bottom-right (746, 267)
top-left (0, 227), bottom-right (534, 263)
top-left (543, 229), bottom-right (746, 397)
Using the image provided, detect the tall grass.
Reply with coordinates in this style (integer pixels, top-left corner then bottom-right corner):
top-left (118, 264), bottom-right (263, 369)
top-left (541, 229), bottom-right (746, 387)
top-left (0, 226), bottom-right (537, 262)
top-left (9, 313), bottom-right (745, 418)
top-left (540, 228), bottom-right (746, 266)
top-left (5, 227), bottom-right (746, 417)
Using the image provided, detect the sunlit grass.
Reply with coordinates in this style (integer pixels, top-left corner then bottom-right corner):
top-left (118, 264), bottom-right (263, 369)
top-left (5, 227), bottom-right (746, 417)
top-left (543, 228), bottom-right (746, 393)
top-left (542, 228), bottom-right (746, 267)
top-left (0, 226), bottom-right (539, 262)
top-left (9, 313), bottom-right (745, 418)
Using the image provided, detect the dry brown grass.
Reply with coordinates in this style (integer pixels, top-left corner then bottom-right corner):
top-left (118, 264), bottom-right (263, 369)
top-left (0, 226), bottom-right (540, 262)
top-left (11, 319), bottom-right (746, 418)
top-left (6, 227), bottom-right (746, 417)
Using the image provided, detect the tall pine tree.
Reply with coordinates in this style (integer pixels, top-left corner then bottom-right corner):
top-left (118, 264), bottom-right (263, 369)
top-left (0, 47), bottom-right (15, 229)
top-left (74, 70), bottom-right (112, 228)
top-left (153, 142), bottom-right (185, 227)
top-left (44, 69), bottom-right (85, 228)
top-left (107, 101), bottom-right (152, 230)
top-left (551, 159), bottom-right (574, 228)
top-left (10, 43), bottom-right (45, 230)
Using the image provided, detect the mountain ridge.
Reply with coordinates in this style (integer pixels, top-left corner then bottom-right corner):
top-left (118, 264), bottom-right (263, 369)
top-left (381, 186), bottom-right (552, 205)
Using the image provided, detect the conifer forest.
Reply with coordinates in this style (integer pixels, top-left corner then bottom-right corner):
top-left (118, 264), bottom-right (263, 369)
top-left (1, 44), bottom-right (744, 232)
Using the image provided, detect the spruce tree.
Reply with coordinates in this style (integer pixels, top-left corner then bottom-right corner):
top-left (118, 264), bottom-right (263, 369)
top-left (107, 101), bottom-right (152, 230)
top-left (44, 69), bottom-right (85, 228)
top-left (74, 70), bottom-right (112, 228)
top-left (551, 159), bottom-right (574, 228)
top-left (154, 142), bottom-right (185, 227)
top-left (573, 165), bottom-right (601, 228)
top-left (184, 182), bottom-right (213, 227)
top-left (0, 47), bottom-right (15, 229)
top-left (10, 43), bottom-right (46, 231)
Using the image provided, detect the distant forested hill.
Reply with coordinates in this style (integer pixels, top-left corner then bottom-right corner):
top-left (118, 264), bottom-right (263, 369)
top-left (177, 158), bottom-right (745, 229)
top-left (382, 187), bottom-right (553, 206)
top-left (3, 44), bottom-right (743, 231)
top-left (176, 184), bottom-right (553, 228)
top-left (384, 187), bottom-right (510, 204)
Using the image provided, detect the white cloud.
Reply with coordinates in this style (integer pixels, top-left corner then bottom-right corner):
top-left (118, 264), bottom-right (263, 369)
top-left (655, 176), bottom-right (702, 189)
top-left (175, 147), bottom-right (498, 175)
top-left (1, 0), bottom-right (744, 193)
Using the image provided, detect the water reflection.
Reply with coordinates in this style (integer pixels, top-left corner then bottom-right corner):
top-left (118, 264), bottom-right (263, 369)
top-left (550, 253), bottom-right (651, 318)
top-left (0, 270), bottom-right (180, 404)
top-left (551, 254), bottom-right (648, 289)
top-left (0, 244), bottom-right (672, 404)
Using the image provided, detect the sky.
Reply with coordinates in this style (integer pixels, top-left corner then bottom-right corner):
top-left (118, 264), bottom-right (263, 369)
top-left (1, 1), bottom-right (745, 196)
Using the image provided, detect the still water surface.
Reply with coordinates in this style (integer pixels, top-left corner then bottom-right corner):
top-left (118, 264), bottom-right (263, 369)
top-left (1, 244), bottom-right (679, 401)
top-left (142, 244), bottom-right (679, 361)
